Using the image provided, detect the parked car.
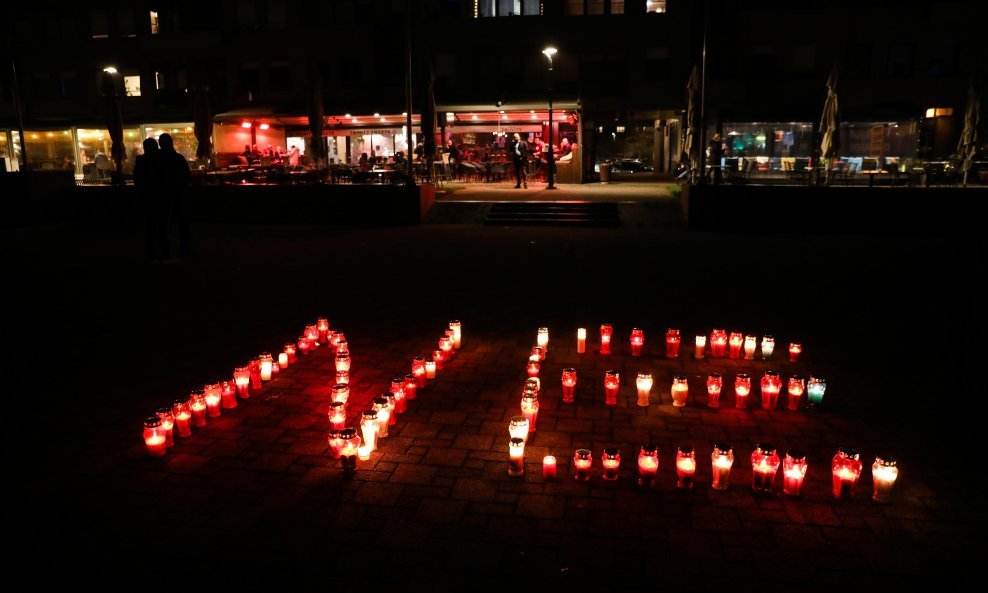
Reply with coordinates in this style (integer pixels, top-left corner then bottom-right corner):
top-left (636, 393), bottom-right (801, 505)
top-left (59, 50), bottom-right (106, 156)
top-left (609, 159), bottom-right (654, 173)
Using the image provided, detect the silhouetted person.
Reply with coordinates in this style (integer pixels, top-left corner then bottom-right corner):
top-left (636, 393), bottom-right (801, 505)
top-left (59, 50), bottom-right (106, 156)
top-left (157, 133), bottom-right (191, 262)
top-left (512, 133), bottom-right (529, 189)
top-left (709, 133), bottom-right (724, 185)
top-left (135, 138), bottom-right (166, 262)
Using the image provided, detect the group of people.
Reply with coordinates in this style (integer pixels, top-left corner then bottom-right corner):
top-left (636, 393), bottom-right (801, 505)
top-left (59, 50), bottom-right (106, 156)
top-left (135, 133), bottom-right (191, 264)
top-left (241, 144), bottom-right (302, 167)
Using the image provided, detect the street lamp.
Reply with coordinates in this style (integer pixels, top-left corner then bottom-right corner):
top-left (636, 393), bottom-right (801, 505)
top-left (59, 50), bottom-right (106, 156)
top-left (542, 46), bottom-right (558, 190)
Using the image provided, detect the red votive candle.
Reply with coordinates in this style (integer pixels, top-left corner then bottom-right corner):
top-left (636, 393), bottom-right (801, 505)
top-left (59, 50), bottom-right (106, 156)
top-left (734, 374), bottom-right (751, 409)
top-left (637, 444), bottom-right (659, 488)
top-left (317, 317), bottom-right (330, 344)
top-left (706, 373), bottom-right (723, 408)
top-left (248, 359), bottom-right (262, 390)
top-left (600, 323), bottom-right (613, 355)
top-left (602, 448), bottom-right (621, 480)
top-left (189, 390), bottom-right (207, 427)
top-left (205, 384), bottom-right (223, 417)
top-left (760, 371), bottom-right (782, 410)
top-left (573, 449), bottom-right (592, 481)
top-left (710, 329), bottom-right (728, 358)
top-left (390, 378), bottom-right (406, 414)
top-left (630, 328), bottom-right (644, 357)
top-left (604, 370), bottom-right (620, 406)
top-left (542, 455), bottom-right (557, 480)
top-left (403, 374), bottom-right (417, 400)
top-left (751, 443), bottom-right (781, 493)
top-left (412, 357), bottom-right (427, 388)
top-left (328, 401), bottom-right (347, 431)
top-left (728, 332), bottom-right (744, 360)
top-left (832, 447), bottom-right (863, 500)
top-left (787, 375), bottom-right (805, 410)
top-left (789, 342), bottom-right (802, 363)
top-left (284, 343), bottom-right (297, 364)
top-left (561, 368), bottom-right (577, 403)
top-left (143, 417), bottom-right (167, 457)
top-left (783, 450), bottom-right (808, 497)
top-left (331, 383), bottom-right (349, 405)
top-left (521, 394), bottom-right (539, 432)
top-left (676, 446), bottom-right (696, 489)
top-left (173, 400), bottom-right (192, 438)
top-left (666, 328), bottom-right (681, 358)
top-left (156, 408), bottom-right (175, 447)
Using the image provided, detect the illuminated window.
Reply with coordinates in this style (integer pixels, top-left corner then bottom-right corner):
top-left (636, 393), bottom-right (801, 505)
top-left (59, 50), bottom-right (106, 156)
top-left (646, 1), bottom-right (667, 13)
top-left (611, 1), bottom-right (624, 14)
top-left (616, 126), bottom-right (626, 133)
top-left (149, 11), bottom-right (160, 34)
top-left (124, 76), bottom-right (141, 97)
top-left (476, 0), bottom-right (540, 16)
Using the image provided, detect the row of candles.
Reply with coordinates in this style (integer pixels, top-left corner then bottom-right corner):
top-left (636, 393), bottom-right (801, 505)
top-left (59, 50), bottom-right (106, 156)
top-left (142, 318), bottom-right (351, 456)
top-left (506, 439), bottom-right (899, 503)
top-left (525, 328), bottom-right (826, 408)
top-left (511, 329), bottom-right (896, 502)
top-left (575, 325), bottom-right (804, 362)
top-left (326, 321), bottom-right (463, 473)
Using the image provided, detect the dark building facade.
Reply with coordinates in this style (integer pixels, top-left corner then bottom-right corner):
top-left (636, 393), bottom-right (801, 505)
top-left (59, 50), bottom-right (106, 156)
top-left (2, 0), bottom-right (982, 179)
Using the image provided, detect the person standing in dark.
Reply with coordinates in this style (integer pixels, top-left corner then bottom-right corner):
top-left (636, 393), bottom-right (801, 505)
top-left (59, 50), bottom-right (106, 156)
top-left (135, 138), bottom-right (166, 263)
top-left (512, 133), bottom-right (529, 189)
top-left (709, 133), bottom-right (724, 184)
top-left (157, 133), bottom-right (192, 262)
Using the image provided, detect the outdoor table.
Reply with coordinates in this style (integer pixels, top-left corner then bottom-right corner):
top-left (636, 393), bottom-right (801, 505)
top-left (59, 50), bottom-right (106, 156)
top-left (860, 170), bottom-right (886, 187)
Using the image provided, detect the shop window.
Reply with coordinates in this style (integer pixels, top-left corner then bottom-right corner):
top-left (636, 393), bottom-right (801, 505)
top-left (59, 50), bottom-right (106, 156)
top-left (149, 11), bottom-right (160, 34)
top-left (24, 130), bottom-right (74, 170)
top-left (124, 75), bottom-right (141, 97)
top-left (611, 1), bottom-right (624, 14)
top-left (888, 43), bottom-right (913, 78)
top-left (646, 0), bottom-right (666, 12)
top-left (928, 41), bottom-right (957, 77)
top-left (118, 9), bottom-right (136, 37)
top-left (90, 9), bottom-right (109, 38)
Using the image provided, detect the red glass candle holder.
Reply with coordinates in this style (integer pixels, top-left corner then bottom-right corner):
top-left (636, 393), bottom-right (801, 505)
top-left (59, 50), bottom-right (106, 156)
top-left (751, 443), bottom-right (781, 493)
top-left (189, 390), bottom-right (207, 427)
top-left (760, 336), bottom-right (775, 360)
top-left (335, 353), bottom-right (351, 373)
top-left (338, 428), bottom-right (361, 474)
top-left (335, 370), bottom-right (349, 385)
top-left (665, 329), bottom-right (681, 358)
top-left (524, 377), bottom-right (541, 396)
top-left (259, 352), bottom-right (273, 381)
top-left (526, 358), bottom-right (541, 378)
top-left (332, 331), bottom-right (345, 352)
top-left (439, 336), bottom-right (454, 360)
top-left (728, 332), bottom-right (744, 360)
top-left (412, 357), bottom-right (427, 388)
top-left (521, 394), bottom-right (539, 432)
top-left (537, 327), bottom-right (549, 354)
top-left (711, 443), bottom-right (734, 490)
top-left (305, 324), bottom-right (320, 347)
top-left (630, 328), bottom-right (644, 357)
top-left (449, 320), bottom-right (462, 349)
top-left (173, 400), bottom-right (193, 438)
top-left (383, 393), bottom-right (397, 426)
top-left (403, 374), bottom-right (417, 400)
top-left (760, 371), bottom-right (782, 410)
top-left (225, 376), bottom-right (242, 407)
top-left (832, 447), bottom-right (863, 500)
top-left (637, 444), bottom-right (659, 488)
top-left (706, 373), bottom-right (723, 408)
top-left (577, 328), bottom-right (587, 354)
top-left (317, 318), bottom-right (330, 344)
top-left (371, 396), bottom-right (391, 438)
top-left (710, 329), bottom-right (728, 358)
top-left (671, 375), bottom-right (689, 408)
top-left (328, 401), bottom-right (347, 431)
top-left (600, 323), bottom-right (613, 355)
top-left (508, 437), bottom-right (525, 477)
top-left (543, 455), bottom-right (557, 480)
top-left (331, 384), bottom-right (350, 405)
top-left (143, 417), bottom-right (167, 457)
top-left (602, 448), bottom-right (621, 481)
top-left (425, 360), bottom-right (437, 379)
top-left (636, 372), bottom-right (653, 407)
top-left (327, 429), bottom-right (344, 459)
top-left (783, 450), bottom-right (808, 497)
top-left (284, 343), bottom-right (297, 364)
top-left (297, 336), bottom-right (311, 356)
top-left (573, 449), bottom-right (592, 481)
top-left (734, 374), bottom-right (751, 409)
top-left (205, 384), bottom-right (223, 417)
top-left (390, 378), bottom-right (407, 414)
top-left (156, 408), bottom-right (175, 447)
top-left (432, 350), bottom-right (443, 371)
top-left (604, 370), bottom-right (620, 406)
top-left (508, 415), bottom-right (530, 442)
top-left (676, 446), bottom-right (697, 489)
top-left (787, 375), bottom-right (805, 411)
top-left (530, 346), bottom-right (545, 363)
top-left (335, 337), bottom-right (349, 355)
top-left (271, 361), bottom-right (280, 375)
top-left (561, 368), bottom-right (577, 403)
top-left (248, 359), bottom-right (262, 390)
top-left (872, 455), bottom-right (899, 503)
top-left (360, 410), bottom-right (379, 451)
top-left (789, 342), bottom-right (802, 363)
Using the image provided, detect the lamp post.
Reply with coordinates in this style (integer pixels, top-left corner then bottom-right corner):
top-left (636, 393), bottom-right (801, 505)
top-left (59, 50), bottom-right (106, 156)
top-left (542, 46), bottom-right (557, 190)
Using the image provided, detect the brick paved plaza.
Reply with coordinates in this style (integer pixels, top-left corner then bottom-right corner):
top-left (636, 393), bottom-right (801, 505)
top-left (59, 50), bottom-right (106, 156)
top-left (6, 217), bottom-right (982, 590)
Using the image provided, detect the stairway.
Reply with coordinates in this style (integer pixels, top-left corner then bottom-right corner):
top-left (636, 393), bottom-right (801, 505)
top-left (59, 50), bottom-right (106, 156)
top-left (484, 202), bottom-right (620, 227)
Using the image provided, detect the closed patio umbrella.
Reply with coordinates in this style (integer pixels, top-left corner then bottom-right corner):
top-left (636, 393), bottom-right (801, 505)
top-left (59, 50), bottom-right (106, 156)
top-left (957, 81), bottom-right (981, 187)
top-left (102, 70), bottom-right (126, 183)
top-left (193, 85), bottom-right (213, 164)
top-left (819, 64), bottom-right (840, 184)
top-left (684, 64), bottom-right (699, 180)
top-left (307, 65), bottom-right (327, 167)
